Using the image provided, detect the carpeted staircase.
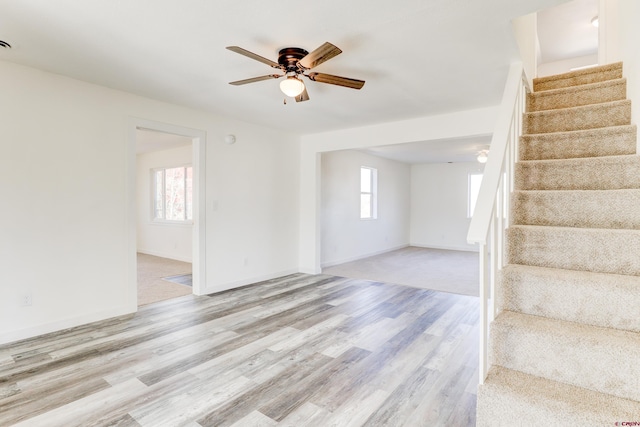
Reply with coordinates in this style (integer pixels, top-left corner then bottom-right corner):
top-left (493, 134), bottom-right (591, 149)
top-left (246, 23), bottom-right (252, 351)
top-left (477, 62), bottom-right (640, 425)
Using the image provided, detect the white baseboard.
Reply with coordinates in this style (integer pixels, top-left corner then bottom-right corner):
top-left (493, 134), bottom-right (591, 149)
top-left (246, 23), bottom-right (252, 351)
top-left (410, 243), bottom-right (479, 253)
top-left (0, 305), bottom-right (134, 346)
top-left (201, 268), bottom-right (299, 295)
top-left (137, 249), bottom-right (192, 263)
top-left (321, 244), bottom-right (410, 269)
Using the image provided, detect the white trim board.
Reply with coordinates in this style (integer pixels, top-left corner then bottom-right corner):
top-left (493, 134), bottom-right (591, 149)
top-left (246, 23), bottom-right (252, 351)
top-left (203, 269), bottom-right (299, 295)
top-left (127, 118), bottom-right (207, 303)
top-left (320, 244), bottom-right (410, 269)
top-left (0, 306), bottom-right (132, 346)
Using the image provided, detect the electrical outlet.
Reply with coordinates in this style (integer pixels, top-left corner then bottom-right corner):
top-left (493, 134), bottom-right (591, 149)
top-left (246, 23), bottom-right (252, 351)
top-left (22, 293), bottom-right (32, 306)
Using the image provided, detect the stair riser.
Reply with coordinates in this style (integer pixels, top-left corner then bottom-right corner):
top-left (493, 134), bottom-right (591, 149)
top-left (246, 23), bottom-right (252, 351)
top-left (490, 314), bottom-right (640, 401)
top-left (511, 190), bottom-right (640, 229)
top-left (519, 125), bottom-right (637, 161)
top-left (506, 226), bottom-right (640, 276)
top-left (477, 366), bottom-right (640, 427)
top-left (515, 156), bottom-right (640, 191)
top-left (527, 79), bottom-right (626, 112)
top-left (523, 101), bottom-right (631, 134)
top-left (498, 265), bottom-right (640, 332)
top-left (533, 63), bottom-right (623, 92)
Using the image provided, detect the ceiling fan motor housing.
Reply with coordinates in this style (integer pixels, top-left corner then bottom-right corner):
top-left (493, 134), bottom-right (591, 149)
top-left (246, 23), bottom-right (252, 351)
top-left (278, 47), bottom-right (309, 72)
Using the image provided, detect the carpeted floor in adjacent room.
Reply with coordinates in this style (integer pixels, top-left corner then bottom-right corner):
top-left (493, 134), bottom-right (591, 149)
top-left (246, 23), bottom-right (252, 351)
top-left (322, 246), bottom-right (479, 297)
top-left (137, 253), bottom-right (192, 306)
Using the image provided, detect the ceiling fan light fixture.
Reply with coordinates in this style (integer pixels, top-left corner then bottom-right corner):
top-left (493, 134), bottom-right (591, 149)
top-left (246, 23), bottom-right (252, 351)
top-left (279, 76), bottom-right (305, 97)
top-left (477, 150), bottom-right (489, 164)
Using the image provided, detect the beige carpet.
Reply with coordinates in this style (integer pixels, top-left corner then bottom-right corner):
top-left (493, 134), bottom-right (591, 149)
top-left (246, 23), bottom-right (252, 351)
top-left (477, 62), bottom-right (640, 424)
top-left (137, 253), bottom-right (192, 306)
top-left (322, 246), bottom-right (479, 297)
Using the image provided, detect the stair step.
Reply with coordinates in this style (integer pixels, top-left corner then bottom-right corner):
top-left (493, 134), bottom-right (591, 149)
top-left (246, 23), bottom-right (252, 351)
top-left (515, 154), bottom-right (640, 191)
top-left (477, 366), bottom-right (640, 426)
top-left (527, 78), bottom-right (627, 112)
top-left (490, 311), bottom-right (640, 401)
top-left (523, 100), bottom-right (631, 134)
top-left (511, 189), bottom-right (640, 229)
top-left (533, 62), bottom-right (623, 92)
top-left (506, 225), bottom-right (640, 276)
top-left (519, 125), bottom-right (637, 161)
top-left (498, 264), bottom-right (640, 332)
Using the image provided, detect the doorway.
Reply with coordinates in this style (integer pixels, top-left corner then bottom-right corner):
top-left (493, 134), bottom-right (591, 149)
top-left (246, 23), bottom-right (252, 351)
top-left (136, 129), bottom-right (194, 305)
top-left (127, 119), bottom-right (206, 309)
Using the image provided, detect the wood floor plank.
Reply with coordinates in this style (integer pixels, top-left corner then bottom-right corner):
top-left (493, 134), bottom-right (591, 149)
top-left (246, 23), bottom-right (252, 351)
top-left (0, 273), bottom-right (479, 426)
top-left (197, 352), bottom-right (334, 427)
top-left (259, 347), bottom-right (372, 421)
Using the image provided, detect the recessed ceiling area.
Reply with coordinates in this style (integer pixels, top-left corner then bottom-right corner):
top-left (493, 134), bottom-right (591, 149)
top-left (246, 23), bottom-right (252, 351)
top-left (537, 0), bottom-right (599, 64)
top-left (359, 135), bottom-right (492, 164)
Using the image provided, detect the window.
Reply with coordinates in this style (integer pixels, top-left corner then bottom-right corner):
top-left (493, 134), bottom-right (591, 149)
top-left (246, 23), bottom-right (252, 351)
top-left (360, 166), bottom-right (378, 219)
top-left (468, 173), bottom-right (483, 218)
top-left (153, 166), bottom-right (193, 222)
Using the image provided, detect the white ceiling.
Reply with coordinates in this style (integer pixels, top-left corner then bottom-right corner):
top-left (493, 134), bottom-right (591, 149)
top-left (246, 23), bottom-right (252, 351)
top-left (360, 135), bottom-right (492, 164)
top-left (538, 0), bottom-right (599, 63)
top-left (1, 0), bottom-right (594, 162)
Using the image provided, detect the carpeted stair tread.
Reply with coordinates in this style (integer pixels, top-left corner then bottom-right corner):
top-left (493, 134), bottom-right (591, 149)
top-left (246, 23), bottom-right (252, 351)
top-left (519, 125), bottom-right (637, 160)
top-left (527, 78), bottom-right (626, 112)
top-left (515, 154), bottom-right (640, 191)
top-left (533, 62), bottom-right (623, 92)
top-left (480, 60), bottom-right (640, 424)
top-left (523, 99), bottom-right (631, 134)
top-left (506, 225), bottom-right (640, 276)
top-left (498, 264), bottom-right (640, 332)
top-left (490, 311), bottom-right (640, 401)
top-left (511, 189), bottom-right (640, 229)
top-left (477, 365), bottom-right (640, 427)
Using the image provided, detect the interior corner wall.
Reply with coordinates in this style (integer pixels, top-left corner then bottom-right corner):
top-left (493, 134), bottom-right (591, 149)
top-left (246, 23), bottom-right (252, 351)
top-left (410, 162), bottom-right (484, 252)
top-left (0, 60), bottom-right (300, 344)
top-left (320, 150), bottom-right (410, 267)
top-left (601, 0), bottom-right (640, 147)
top-left (617, 0), bottom-right (640, 134)
top-left (537, 54), bottom-right (599, 78)
top-left (512, 12), bottom-right (538, 84)
top-left (136, 145), bottom-right (193, 262)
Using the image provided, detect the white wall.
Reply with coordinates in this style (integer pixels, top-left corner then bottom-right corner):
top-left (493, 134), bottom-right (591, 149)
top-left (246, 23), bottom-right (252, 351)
top-left (537, 54), bottom-right (599, 77)
top-left (512, 12), bottom-right (539, 87)
top-left (411, 162), bottom-right (484, 252)
top-left (321, 150), bottom-right (410, 267)
top-left (136, 145), bottom-right (193, 262)
top-left (600, 0), bottom-right (640, 148)
top-left (0, 61), bottom-right (300, 344)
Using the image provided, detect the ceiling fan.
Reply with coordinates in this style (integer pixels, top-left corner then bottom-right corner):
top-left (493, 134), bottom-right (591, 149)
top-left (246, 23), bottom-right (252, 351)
top-left (226, 42), bottom-right (365, 103)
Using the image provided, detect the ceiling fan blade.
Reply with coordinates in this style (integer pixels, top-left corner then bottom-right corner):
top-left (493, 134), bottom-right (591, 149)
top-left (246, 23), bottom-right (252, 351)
top-left (226, 46), bottom-right (281, 69)
top-left (295, 86), bottom-right (310, 102)
top-left (307, 72), bottom-right (365, 89)
top-left (229, 74), bottom-right (282, 86)
top-left (298, 42), bottom-right (342, 69)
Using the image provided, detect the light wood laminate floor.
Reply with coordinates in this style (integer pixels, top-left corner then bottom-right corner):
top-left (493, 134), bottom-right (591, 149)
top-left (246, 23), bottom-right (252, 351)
top-left (0, 274), bottom-right (479, 426)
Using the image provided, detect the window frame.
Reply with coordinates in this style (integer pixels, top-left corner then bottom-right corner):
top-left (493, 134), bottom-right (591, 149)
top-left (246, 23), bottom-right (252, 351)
top-left (151, 164), bottom-right (193, 224)
top-left (360, 166), bottom-right (378, 220)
